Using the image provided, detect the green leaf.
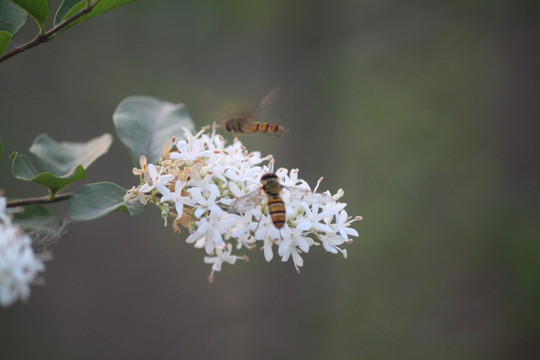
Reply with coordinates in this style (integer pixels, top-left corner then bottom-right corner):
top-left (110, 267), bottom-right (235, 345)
top-left (12, 204), bottom-right (62, 236)
top-left (0, 31), bottom-right (11, 55)
top-left (11, 151), bottom-right (87, 196)
top-left (54, 0), bottom-right (85, 26)
top-left (30, 166), bottom-right (86, 194)
top-left (54, 0), bottom-right (136, 28)
top-left (12, 205), bottom-right (67, 253)
top-left (113, 96), bottom-right (195, 165)
top-left (0, 0), bottom-right (28, 54)
top-left (10, 151), bottom-right (40, 180)
top-left (29, 133), bottom-right (112, 176)
top-left (10, 134), bottom-right (111, 197)
top-left (0, 0), bottom-right (28, 34)
top-left (68, 181), bottom-right (145, 221)
top-left (10, 0), bottom-right (49, 31)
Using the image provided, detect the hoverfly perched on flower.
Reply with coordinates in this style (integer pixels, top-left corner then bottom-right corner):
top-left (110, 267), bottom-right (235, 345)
top-left (230, 172), bottom-right (331, 231)
top-left (221, 87), bottom-right (289, 137)
top-left (258, 172), bottom-right (286, 229)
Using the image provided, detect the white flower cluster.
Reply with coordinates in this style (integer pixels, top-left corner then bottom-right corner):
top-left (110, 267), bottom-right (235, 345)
top-left (0, 197), bottom-right (46, 306)
top-left (125, 125), bottom-right (361, 282)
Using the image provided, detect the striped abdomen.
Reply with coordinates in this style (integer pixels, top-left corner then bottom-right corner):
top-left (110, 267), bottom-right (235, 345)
top-left (261, 173), bottom-right (286, 229)
top-left (250, 122), bottom-right (288, 135)
top-left (266, 194), bottom-right (286, 229)
top-left (222, 117), bottom-right (287, 135)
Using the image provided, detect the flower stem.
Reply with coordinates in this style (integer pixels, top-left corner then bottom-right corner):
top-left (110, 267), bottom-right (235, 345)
top-left (6, 193), bottom-right (73, 208)
top-left (0, 2), bottom-right (98, 64)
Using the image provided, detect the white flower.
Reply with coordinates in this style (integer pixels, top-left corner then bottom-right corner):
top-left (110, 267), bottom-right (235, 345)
top-left (139, 164), bottom-right (175, 194)
top-left (204, 246), bottom-right (248, 283)
top-left (333, 210), bottom-right (361, 241)
top-left (277, 168), bottom-right (309, 189)
top-left (319, 233), bottom-right (349, 257)
top-left (185, 214), bottom-right (240, 255)
top-left (129, 126), bottom-right (361, 281)
top-left (187, 184), bottom-right (224, 219)
top-left (261, 234), bottom-right (275, 262)
top-left (0, 197), bottom-right (46, 307)
top-left (170, 138), bottom-right (212, 164)
top-left (277, 226), bottom-right (315, 273)
top-left (124, 186), bottom-right (151, 205)
top-left (0, 197), bottom-right (11, 224)
top-left (295, 203), bottom-right (334, 233)
top-left (160, 180), bottom-right (194, 219)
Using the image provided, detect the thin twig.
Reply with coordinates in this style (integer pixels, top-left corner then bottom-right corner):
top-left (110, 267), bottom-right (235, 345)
top-left (7, 192), bottom-right (73, 207)
top-left (0, 1), bottom-right (98, 63)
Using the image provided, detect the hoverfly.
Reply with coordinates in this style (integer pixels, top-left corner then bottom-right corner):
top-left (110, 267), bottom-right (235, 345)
top-left (231, 172), bottom-right (331, 231)
top-left (259, 172), bottom-right (287, 228)
top-left (221, 87), bottom-right (289, 137)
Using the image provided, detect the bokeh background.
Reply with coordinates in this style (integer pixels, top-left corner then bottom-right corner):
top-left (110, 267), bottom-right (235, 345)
top-left (1, 1), bottom-right (539, 359)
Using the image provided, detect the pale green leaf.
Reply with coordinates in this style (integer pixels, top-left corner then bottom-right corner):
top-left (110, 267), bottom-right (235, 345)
top-left (0, 0), bottom-right (28, 34)
top-left (53, 0), bottom-right (85, 26)
top-left (29, 133), bottom-right (112, 176)
top-left (11, 151), bottom-right (87, 196)
top-left (12, 205), bottom-right (62, 236)
top-left (68, 182), bottom-right (145, 221)
top-left (113, 96), bottom-right (194, 165)
top-left (54, 0), bottom-right (136, 28)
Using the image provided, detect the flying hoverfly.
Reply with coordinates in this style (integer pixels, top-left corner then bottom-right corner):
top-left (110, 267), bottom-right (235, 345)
top-left (231, 172), bottom-right (331, 230)
top-left (221, 87), bottom-right (289, 137)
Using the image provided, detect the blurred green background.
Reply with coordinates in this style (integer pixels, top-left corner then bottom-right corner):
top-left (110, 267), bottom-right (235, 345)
top-left (1, 1), bottom-right (539, 359)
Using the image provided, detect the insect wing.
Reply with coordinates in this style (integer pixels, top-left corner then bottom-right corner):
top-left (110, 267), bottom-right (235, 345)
top-left (239, 117), bottom-right (256, 133)
top-left (246, 87), bottom-right (280, 118)
top-left (230, 188), bottom-right (266, 213)
top-left (283, 185), bottom-right (333, 205)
